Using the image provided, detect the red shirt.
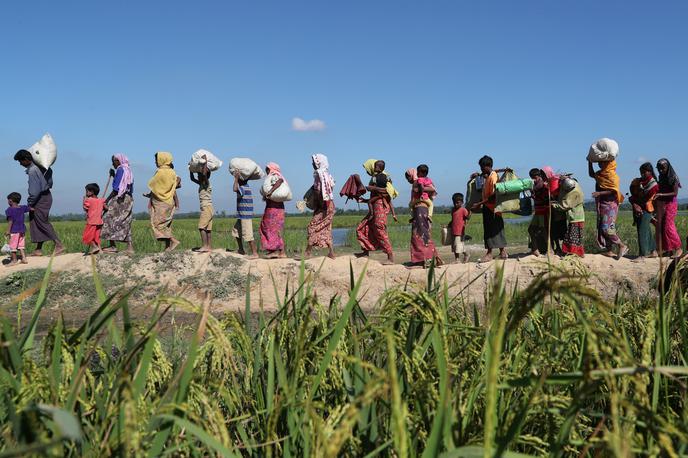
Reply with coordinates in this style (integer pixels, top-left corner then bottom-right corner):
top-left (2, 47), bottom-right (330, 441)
top-left (451, 207), bottom-right (469, 237)
top-left (83, 197), bottom-right (105, 225)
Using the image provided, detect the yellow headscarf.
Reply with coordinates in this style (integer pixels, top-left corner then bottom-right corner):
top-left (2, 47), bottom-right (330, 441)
top-left (595, 160), bottom-right (624, 203)
top-left (148, 152), bottom-right (178, 204)
top-left (363, 159), bottom-right (399, 199)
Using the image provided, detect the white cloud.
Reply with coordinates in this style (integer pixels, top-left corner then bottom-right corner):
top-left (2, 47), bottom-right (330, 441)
top-left (291, 117), bottom-right (326, 132)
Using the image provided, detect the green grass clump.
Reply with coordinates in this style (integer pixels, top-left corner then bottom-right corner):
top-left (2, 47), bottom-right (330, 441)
top-left (2, 257), bottom-right (688, 456)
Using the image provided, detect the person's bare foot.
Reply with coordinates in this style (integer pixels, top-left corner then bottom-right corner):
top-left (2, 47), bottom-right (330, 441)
top-left (616, 245), bottom-right (629, 260)
top-left (30, 250), bottom-right (43, 257)
top-left (102, 247), bottom-right (118, 253)
top-left (246, 254), bottom-right (259, 260)
top-left (529, 250), bottom-right (540, 257)
top-left (478, 254), bottom-right (493, 263)
top-left (167, 239), bottom-right (180, 251)
top-left (672, 249), bottom-right (683, 259)
top-left (600, 250), bottom-right (615, 258)
top-left (53, 246), bottom-right (65, 256)
top-left (499, 252), bottom-right (508, 260)
top-left (354, 251), bottom-right (369, 258)
top-left (462, 253), bottom-right (470, 263)
top-left (196, 247), bottom-right (211, 253)
top-left (380, 259), bottom-right (394, 266)
top-left (20, 259), bottom-right (28, 264)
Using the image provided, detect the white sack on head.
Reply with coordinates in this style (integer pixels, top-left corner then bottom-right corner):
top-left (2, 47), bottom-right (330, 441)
top-left (188, 149), bottom-right (223, 172)
top-left (229, 157), bottom-right (264, 180)
top-left (28, 133), bottom-right (57, 169)
top-left (587, 138), bottom-right (619, 163)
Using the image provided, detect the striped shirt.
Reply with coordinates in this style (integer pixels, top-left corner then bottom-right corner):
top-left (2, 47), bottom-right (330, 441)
top-left (237, 184), bottom-right (253, 219)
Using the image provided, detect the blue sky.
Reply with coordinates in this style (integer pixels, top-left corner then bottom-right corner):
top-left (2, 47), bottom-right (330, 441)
top-left (1, 0), bottom-right (687, 214)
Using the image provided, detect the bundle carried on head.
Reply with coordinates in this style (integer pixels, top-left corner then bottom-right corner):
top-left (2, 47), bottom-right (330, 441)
top-left (28, 133), bottom-right (57, 169)
top-left (229, 157), bottom-right (264, 180)
top-left (587, 138), bottom-right (619, 163)
top-left (189, 149), bottom-right (223, 172)
top-left (261, 162), bottom-right (292, 202)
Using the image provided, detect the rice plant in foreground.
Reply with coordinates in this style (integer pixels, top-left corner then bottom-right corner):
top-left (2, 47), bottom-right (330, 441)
top-left (1, 256), bottom-right (688, 456)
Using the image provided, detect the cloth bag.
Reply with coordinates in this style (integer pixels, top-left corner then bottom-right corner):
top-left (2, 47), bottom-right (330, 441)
top-left (28, 133), bottom-right (57, 169)
top-left (261, 175), bottom-right (293, 202)
top-left (188, 149), bottom-right (223, 172)
top-left (466, 177), bottom-right (483, 208)
top-left (303, 186), bottom-right (317, 210)
top-left (496, 178), bottom-right (534, 195)
top-left (229, 158), bottom-right (264, 181)
top-left (587, 138), bottom-right (619, 162)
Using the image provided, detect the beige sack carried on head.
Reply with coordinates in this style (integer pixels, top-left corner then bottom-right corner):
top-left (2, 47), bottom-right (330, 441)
top-left (587, 138), bottom-right (619, 162)
top-left (28, 133), bottom-right (57, 169)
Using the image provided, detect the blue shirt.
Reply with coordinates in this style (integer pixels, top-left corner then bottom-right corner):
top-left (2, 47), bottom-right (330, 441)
top-left (237, 184), bottom-right (253, 219)
top-left (112, 168), bottom-right (133, 195)
top-left (5, 205), bottom-right (29, 234)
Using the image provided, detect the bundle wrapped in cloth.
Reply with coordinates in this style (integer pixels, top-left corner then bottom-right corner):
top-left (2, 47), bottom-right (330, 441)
top-left (465, 176), bottom-right (483, 208)
top-left (28, 133), bottom-right (57, 169)
top-left (587, 138), bottom-right (619, 163)
top-left (494, 171), bottom-right (523, 213)
top-left (261, 175), bottom-right (293, 202)
top-left (188, 149), bottom-right (223, 172)
top-left (229, 157), bottom-right (264, 181)
top-left (495, 178), bottom-right (533, 195)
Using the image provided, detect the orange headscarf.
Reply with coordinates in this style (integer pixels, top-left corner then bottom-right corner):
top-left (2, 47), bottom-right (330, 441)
top-left (595, 160), bottom-right (624, 203)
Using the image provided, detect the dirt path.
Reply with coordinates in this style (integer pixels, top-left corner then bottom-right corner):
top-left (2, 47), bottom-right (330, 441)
top-left (0, 250), bottom-right (666, 316)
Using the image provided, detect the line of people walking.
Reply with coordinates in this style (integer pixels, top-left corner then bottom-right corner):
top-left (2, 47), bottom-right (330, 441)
top-left (6, 148), bottom-right (685, 268)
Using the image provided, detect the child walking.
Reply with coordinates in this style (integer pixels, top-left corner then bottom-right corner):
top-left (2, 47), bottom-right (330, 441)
top-left (83, 183), bottom-right (106, 255)
top-left (450, 193), bottom-right (471, 263)
top-left (190, 162), bottom-right (213, 253)
top-left (5, 193), bottom-right (30, 266)
top-left (232, 171), bottom-right (259, 258)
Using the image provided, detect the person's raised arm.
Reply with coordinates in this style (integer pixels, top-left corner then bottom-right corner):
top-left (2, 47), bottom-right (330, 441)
top-left (266, 177), bottom-right (284, 197)
top-left (189, 171), bottom-right (200, 185)
top-left (587, 160), bottom-right (596, 179)
top-left (233, 171), bottom-right (240, 193)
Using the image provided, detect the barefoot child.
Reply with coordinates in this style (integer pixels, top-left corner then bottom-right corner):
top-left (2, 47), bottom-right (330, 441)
top-left (232, 171), bottom-right (259, 258)
top-left (4, 193), bottom-right (30, 266)
top-left (83, 183), bottom-right (106, 255)
top-left (190, 161), bottom-right (213, 252)
top-left (450, 193), bottom-right (470, 263)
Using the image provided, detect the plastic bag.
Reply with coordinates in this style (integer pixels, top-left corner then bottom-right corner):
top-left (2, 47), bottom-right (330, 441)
top-left (261, 175), bottom-right (293, 202)
top-left (229, 158), bottom-right (264, 181)
top-left (188, 149), bottom-right (223, 172)
top-left (587, 138), bottom-right (619, 162)
top-left (441, 226), bottom-right (454, 246)
top-left (1, 243), bottom-right (11, 254)
top-left (466, 178), bottom-right (482, 208)
top-left (28, 133), bottom-right (57, 169)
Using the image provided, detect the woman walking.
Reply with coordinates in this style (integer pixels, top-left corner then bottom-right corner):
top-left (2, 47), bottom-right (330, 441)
top-left (629, 162), bottom-right (658, 259)
top-left (147, 152), bottom-right (180, 251)
top-left (355, 159), bottom-right (395, 265)
top-left (102, 154), bottom-right (135, 253)
top-left (407, 166), bottom-right (440, 267)
top-left (655, 158), bottom-right (683, 258)
top-left (305, 154), bottom-right (336, 259)
top-left (260, 162), bottom-right (287, 258)
top-left (13, 149), bottom-right (64, 256)
top-left (588, 159), bottom-right (628, 259)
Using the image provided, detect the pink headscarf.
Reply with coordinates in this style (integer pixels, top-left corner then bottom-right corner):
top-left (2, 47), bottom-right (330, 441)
top-left (405, 168), bottom-right (418, 182)
top-left (542, 166), bottom-right (560, 196)
top-left (541, 166), bottom-right (558, 181)
top-left (266, 161), bottom-right (288, 185)
top-left (114, 154), bottom-right (133, 197)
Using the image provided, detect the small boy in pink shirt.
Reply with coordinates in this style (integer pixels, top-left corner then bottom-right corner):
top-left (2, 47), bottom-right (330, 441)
top-left (83, 183), bottom-right (106, 254)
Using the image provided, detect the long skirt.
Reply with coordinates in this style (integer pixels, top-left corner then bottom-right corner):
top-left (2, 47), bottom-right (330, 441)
top-left (596, 199), bottom-right (622, 250)
top-left (410, 206), bottom-right (437, 264)
top-left (656, 199), bottom-right (682, 253)
top-left (528, 214), bottom-right (549, 253)
top-left (357, 198), bottom-right (393, 255)
top-left (150, 199), bottom-right (175, 240)
top-left (101, 193), bottom-right (133, 242)
top-left (29, 192), bottom-right (60, 244)
top-left (260, 201), bottom-right (285, 251)
top-left (307, 200), bottom-right (335, 248)
top-left (634, 211), bottom-right (656, 256)
top-left (482, 207), bottom-right (507, 249)
top-left (562, 222), bottom-right (585, 257)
